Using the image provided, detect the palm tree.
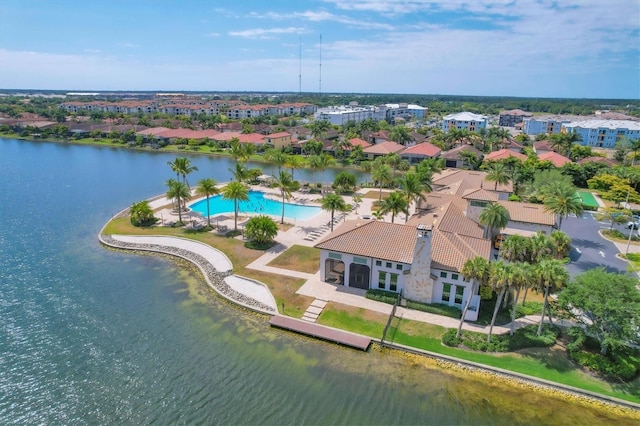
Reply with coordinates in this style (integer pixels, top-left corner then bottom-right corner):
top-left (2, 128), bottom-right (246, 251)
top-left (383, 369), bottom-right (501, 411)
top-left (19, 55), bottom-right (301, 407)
top-left (168, 157), bottom-right (198, 188)
top-left (244, 215), bottom-right (278, 245)
top-left (129, 200), bottom-right (155, 226)
top-left (385, 153), bottom-right (402, 178)
top-left (196, 178), bottom-right (220, 227)
top-left (487, 260), bottom-right (513, 343)
top-left (309, 153), bottom-right (335, 191)
top-left (372, 210), bottom-right (385, 221)
top-left (166, 178), bottom-right (191, 224)
top-left (398, 172), bottom-right (427, 221)
top-left (321, 193), bottom-right (350, 232)
top-left (499, 234), bottom-right (528, 263)
top-left (310, 119), bottom-right (331, 139)
top-left (478, 202), bottom-right (510, 239)
top-left (549, 230), bottom-right (571, 259)
top-left (509, 263), bottom-right (534, 336)
top-left (371, 162), bottom-right (393, 201)
top-left (265, 148), bottom-right (288, 175)
top-left (352, 194), bottom-right (363, 214)
top-left (485, 162), bottom-right (510, 191)
top-left (535, 259), bottom-right (569, 336)
top-left (222, 181), bottom-right (249, 230)
top-left (285, 155), bottom-right (304, 180)
top-left (542, 183), bottom-right (583, 230)
top-left (458, 256), bottom-right (490, 338)
top-left (230, 162), bottom-right (249, 182)
top-left (379, 191), bottom-right (409, 224)
top-left (275, 171), bottom-right (296, 224)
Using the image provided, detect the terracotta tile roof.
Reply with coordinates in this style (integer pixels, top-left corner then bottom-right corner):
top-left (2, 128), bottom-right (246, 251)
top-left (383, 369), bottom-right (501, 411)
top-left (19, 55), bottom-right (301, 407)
top-left (462, 188), bottom-right (499, 202)
top-left (431, 230), bottom-right (492, 272)
top-left (538, 151), bottom-right (572, 167)
top-left (417, 192), bottom-right (469, 212)
top-left (497, 201), bottom-right (556, 226)
top-left (315, 221), bottom-right (418, 264)
top-left (348, 138), bottom-right (372, 148)
top-left (363, 141), bottom-right (405, 155)
top-left (267, 131), bottom-right (291, 138)
top-left (484, 149), bottom-right (527, 162)
top-left (401, 142), bottom-right (442, 157)
top-left (440, 144), bottom-right (483, 160)
top-left (577, 156), bottom-right (617, 166)
top-left (500, 109), bottom-right (532, 117)
top-left (533, 140), bottom-right (554, 152)
top-left (408, 201), bottom-right (484, 238)
top-left (432, 169), bottom-right (513, 194)
top-left (137, 127), bottom-right (171, 135)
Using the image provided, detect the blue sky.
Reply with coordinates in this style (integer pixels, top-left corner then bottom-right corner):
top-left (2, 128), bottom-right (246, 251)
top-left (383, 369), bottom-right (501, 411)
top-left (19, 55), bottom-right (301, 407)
top-left (0, 0), bottom-right (638, 99)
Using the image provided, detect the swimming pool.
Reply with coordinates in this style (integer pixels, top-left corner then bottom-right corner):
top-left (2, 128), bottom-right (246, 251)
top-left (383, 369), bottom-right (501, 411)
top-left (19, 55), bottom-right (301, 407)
top-left (188, 190), bottom-right (322, 221)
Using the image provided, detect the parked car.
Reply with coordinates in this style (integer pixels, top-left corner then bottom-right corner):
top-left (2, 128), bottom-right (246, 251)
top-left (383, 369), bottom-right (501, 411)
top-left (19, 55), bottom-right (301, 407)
top-left (627, 220), bottom-right (640, 229)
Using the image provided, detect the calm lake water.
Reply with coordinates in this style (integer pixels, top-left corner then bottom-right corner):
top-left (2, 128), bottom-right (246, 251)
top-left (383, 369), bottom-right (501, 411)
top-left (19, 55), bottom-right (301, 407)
top-left (0, 138), bottom-right (634, 425)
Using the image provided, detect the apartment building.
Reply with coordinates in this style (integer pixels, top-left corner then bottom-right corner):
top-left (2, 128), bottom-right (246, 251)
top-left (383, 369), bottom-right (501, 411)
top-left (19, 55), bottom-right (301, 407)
top-left (441, 112), bottom-right (487, 132)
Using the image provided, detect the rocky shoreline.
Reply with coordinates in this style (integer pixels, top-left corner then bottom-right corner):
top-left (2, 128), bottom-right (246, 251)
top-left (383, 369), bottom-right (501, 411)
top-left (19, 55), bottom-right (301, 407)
top-left (99, 234), bottom-right (276, 314)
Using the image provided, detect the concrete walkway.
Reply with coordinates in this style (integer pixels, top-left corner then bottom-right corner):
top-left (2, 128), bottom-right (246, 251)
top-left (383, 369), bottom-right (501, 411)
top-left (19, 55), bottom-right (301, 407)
top-left (107, 234), bottom-right (277, 313)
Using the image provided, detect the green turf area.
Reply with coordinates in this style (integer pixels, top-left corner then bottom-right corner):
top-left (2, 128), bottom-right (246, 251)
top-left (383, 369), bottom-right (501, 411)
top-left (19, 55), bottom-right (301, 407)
top-left (577, 191), bottom-right (599, 208)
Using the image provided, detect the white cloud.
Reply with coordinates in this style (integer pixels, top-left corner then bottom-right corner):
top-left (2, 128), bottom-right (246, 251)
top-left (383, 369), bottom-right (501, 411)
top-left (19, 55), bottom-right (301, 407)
top-left (228, 27), bottom-right (306, 39)
top-left (262, 10), bottom-right (395, 31)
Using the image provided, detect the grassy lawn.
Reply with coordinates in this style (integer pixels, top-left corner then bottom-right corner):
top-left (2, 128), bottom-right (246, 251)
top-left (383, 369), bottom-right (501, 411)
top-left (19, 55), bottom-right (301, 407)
top-left (319, 305), bottom-right (640, 403)
top-left (576, 190), bottom-right (599, 209)
top-left (361, 189), bottom-right (390, 200)
top-left (103, 217), bottom-right (313, 316)
top-left (267, 244), bottom-right (321, 274)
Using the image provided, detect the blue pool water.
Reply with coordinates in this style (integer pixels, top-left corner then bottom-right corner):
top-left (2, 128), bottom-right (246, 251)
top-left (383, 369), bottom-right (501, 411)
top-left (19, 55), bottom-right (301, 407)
top-left (189, 190), bottom-right (321, 221)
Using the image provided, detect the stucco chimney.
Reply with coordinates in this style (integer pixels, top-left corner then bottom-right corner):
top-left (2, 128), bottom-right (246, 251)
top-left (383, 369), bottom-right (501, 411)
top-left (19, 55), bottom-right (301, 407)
top-left (403, 225), bottom-right (434, 303)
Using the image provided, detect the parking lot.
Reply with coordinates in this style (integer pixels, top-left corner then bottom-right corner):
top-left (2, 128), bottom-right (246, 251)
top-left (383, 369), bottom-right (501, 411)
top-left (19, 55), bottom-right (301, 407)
top-left (562, 212), bottom-right (633, 278)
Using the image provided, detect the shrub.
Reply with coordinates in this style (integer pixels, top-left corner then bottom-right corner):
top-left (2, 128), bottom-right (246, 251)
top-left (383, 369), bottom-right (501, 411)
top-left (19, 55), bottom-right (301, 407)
top-left (406, 301), bottom-right (461, 319)
top-left (508, 194), bottom-right (521, 202)
top-left (443, 325), bottom-right (559, 352)
top-left (566, 327), bottom-right (640, 381)
top-left (478, 285), bottom-right (493, 300)
top-left (366, 289), bottom-right (398, 305)
top-left (442, 329), bottom-right (461, 347)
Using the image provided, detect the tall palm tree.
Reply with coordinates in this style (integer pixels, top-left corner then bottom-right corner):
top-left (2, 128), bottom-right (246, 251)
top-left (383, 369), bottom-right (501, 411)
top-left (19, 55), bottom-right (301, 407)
top-left (499, 234), bottom-right (528, 263)
top-left (379, 191), bottom-right (409, 224)
top-left (222, 181), bottom-right (249, 230)
top-left (542, 183), bottom-right (583, 230)
top-left (230, 162), bottom-right (249, 182)
top-left (485, 162), bottom-right (511, 191)
top-left (458, 256), bottom-right (490, 338)
top-left (398, 172), bottom-right (427, 221)
top-left (321, 193), bottom-right (350, 232)
top-left (509, 263), bottom-right (534, 336)
top-left (487, 260), bottom-right (513, 343)
top-left (549, 230), bottom-right (571, 259)
top-left (478, 202), bottom-right (510, 239)
top-left (196, 178), bottom-right (219, 227)
top-left (285, 155), bottom-right (304, 181)
top-left (168, 157), bottom-right (198, 188)
top-left (535, 259), bottom-right (569, 336)
top-left (265, 148), bottom-right (288, 176)
top-left (166, 178), bottom-right (191, 224)
top-left (371, 162), bottom-right (393, 201)
top-left (309, 153), bottom-right (335, 191)
top-left (275, 171), bottom-right (296, 224)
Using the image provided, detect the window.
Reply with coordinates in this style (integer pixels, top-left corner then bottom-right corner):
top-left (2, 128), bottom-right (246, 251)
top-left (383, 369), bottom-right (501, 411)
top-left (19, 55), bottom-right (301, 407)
top-left (390, 274), bottom-right (398, 292)
top-left (442, 283), bottom-right (451, 302)
top-left (455, 286), bottom-right (464, 305)
top-left (386, 262), bottom-right (392, 268)
top-left (378, 271), bottom-right (386, 289)
top-left (469, 200), bottom-right (488, 208)
top-left (396, 264), bottom-right (403, 271)
top-left (451, 274), bottom-right (459, 280)
top-left (328, 252), bottom-right (342, 260)
top-left (375, 260), bottom-right (382, 266)
top-left (440, 271), bottom-right (447, 278)
top-left (353, 256), bottom-right (368, 265)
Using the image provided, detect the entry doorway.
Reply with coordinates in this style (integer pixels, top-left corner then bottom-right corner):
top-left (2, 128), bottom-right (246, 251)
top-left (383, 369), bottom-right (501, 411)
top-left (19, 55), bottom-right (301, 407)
top-left (348, 263), bottom-right (370, 290)
top-left (325, 259), bottom-right (345, 285)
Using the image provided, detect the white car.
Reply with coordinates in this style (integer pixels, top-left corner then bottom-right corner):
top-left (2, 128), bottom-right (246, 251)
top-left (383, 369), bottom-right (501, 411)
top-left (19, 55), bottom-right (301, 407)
top-left (627, 220), bottom-right (640, 229)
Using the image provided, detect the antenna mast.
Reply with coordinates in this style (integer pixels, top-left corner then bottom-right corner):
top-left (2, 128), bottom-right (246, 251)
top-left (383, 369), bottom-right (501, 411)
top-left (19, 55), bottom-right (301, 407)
top-left (299, 36), bottom-right (302, 96)
top-left (319, 34), bottom-right (322, 95)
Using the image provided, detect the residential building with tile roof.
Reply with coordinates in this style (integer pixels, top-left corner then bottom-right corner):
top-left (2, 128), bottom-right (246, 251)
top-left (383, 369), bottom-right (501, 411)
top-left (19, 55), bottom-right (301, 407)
top-left (483, 148), bottom-right (527, 162)
top-left (538, 151), bottom-right (572, 167)
top-left (363, 141), bottom-right (405, 159)
top-left (577, 156), bottom-right (617, 166)
top-left (400, 141), bottom-right (442, 164)
top-left (440, 145), bottom-right (484, 169)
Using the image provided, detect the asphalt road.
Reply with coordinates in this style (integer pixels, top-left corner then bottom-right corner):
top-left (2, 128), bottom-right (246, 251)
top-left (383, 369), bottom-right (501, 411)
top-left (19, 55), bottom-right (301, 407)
top-left (563, 212), bottom-right (631, 278)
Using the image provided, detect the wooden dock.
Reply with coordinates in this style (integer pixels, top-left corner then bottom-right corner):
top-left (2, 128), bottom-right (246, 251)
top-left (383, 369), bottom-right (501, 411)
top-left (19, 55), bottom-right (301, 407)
top-left (270, 316), bottom-right (371, 351)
